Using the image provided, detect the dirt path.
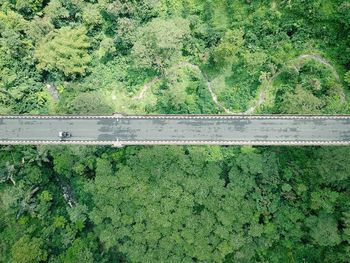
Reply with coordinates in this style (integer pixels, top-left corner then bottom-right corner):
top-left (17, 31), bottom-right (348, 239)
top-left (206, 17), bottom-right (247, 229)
top-left (202, 73), bottom-right (233, 114)
top-left (46, 83), bottom-right (59, 102)
top-left (298, 54), bottom-right (340, 80)
top-left (134, 77), bottom-right (160, 100)
top-left (134, 61), bottom-right (233, 113)
top-left (134, 54), bottom-right (343, 114)
top-left (174, 62), bottom-right (233, 113)
top-left (245, 54), bottom-right (344, 114)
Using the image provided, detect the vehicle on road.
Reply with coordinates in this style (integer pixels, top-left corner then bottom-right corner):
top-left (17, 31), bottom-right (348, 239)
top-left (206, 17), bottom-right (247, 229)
top-left (58, 131), bottom-right (71, 140)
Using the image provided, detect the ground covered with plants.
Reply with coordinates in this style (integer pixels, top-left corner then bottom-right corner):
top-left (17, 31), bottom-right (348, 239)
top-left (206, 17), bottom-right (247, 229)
top-left (1, 0), bottom-right (350, 262)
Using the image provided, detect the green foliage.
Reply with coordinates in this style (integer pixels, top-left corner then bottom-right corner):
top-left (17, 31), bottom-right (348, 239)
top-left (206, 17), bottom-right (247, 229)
top-left (344, 70), bottom-right (350, 85)
top-left (154, 67), bottom-right (217, 113)
top-left (95, 158), bottom-right (113, 177)
top-left (88, 147), bottom-right (239, 262)
top-left (212, 29), bottom-right (244, 68)
top-left (14, 0), bottom-right (44, 16)
top-left (63, 91), bottom-right (113, 114)
top-left (53, 152), bottom-right (75, 177)
top-left (61, 238), bottom-right (94, 263)
top-left (11, 235), bottom-right (47, 263)
top-left (273, 60), bottom-right (347, 114)
top-left (281, 84), bottom-right (324, 114)
top-left (1, 1), bottom-right (350, 262)
top-left (310, 189), bottom-right (339, 213)
top-left (315, 147), bottom-right (350, 185)
top-left (82, 3), bottom-right (103, 30)
top-left (35, 26), bottom-right (91, 77)
top-left (43, 0), bottom-right (70, 26)
top-left (0, 11), bottom-right (45, 114)
top-left (2, 0), bottom-right (348, 115)
top-left (1, 143), bottom-right (350, 262)
top-left (307, 213), bottom-right (341, 247)
top-left (132, 17), bottom-right (190, 73)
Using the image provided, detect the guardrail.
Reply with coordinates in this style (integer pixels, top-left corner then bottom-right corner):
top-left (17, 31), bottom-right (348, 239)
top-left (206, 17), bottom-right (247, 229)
top-left (1, 140), bottom-right (350, 147)
top-left (1, 113), bottom-right (350, 119)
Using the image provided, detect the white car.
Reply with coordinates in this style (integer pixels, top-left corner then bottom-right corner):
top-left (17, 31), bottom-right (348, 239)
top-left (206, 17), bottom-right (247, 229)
top-left (58, 131), bottom-right (71, 140)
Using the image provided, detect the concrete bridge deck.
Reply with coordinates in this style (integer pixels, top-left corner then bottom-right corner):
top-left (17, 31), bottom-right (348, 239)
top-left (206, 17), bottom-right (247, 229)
top-left (1, 114), bottom-right (350, 146)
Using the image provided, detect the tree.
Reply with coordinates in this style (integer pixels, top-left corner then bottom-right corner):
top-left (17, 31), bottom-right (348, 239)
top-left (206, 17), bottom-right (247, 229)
top-left (82, 3), bottom-right (103, 30)
top-left (1, 1), bottom-right (350, 262)
top-left (344, 71), bottom-right (350, 85)
top-left (14, 0), bottom-right (44, 16)
top-left (0, 10), bottom-right (45, 114)
top-left (315, 147), bottom-right (350, 185)
top-left (307, 213), bottom-right (341, 247)
top-left (212, 29), bottom-right (244, 68)
top-left (155, 67), bottom-right (217, 114)
top-left (53, 152), bottom-right (75, 177)
top-left (0, 11), bottom-right (30, 65)
top-left (42, 0), bottom-right (70, 26)
top-left (27, 16), bottom-right (54, 43)
top-left (87, 146), bottom-right (265, 262)
top-left (65, 92), bottom-right (113, 114)
top-left (61, 238), bottom-right (94, 263)
top-left (35, 26), bottom-right (91, 77)
top-left (11, 235), bottom-right (47, 263)
top-left (280, 84), bottom-right (324, 114)
top-left (132, 17), bottom-right (190, 73)
top-left (95, 158), bottom-right (113, 177)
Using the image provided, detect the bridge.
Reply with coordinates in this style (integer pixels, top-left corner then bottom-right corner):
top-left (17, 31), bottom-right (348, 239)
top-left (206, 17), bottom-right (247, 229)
top-left (1, 114), bottom-right (350, 146)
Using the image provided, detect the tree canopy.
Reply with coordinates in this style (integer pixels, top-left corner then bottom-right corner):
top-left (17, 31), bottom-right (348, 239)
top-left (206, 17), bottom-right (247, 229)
top-left (35, 26), bottom-right (91, 77)
top-left (1, 0), bottom-right (350, 262)
top-left (132, 17), bottom-right (190, 73)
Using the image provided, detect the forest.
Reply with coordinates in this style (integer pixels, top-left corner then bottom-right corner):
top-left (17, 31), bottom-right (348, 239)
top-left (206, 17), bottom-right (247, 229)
top-left (1, 0), bottom-right (350, 262)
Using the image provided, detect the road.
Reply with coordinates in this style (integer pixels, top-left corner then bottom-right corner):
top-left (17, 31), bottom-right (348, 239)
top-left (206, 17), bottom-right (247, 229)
top-left (1, 115), bottom-right (350, 146)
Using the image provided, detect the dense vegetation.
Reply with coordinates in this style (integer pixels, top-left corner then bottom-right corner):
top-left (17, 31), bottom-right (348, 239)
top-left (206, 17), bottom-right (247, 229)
top-left (1, 0), bottom-right (350, 262)
top-left (2, 145), bottom-right (350, 262)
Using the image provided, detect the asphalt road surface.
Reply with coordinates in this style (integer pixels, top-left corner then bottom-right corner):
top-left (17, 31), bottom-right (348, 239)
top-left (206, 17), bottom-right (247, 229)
top-left (1, 115), bottom-right (350, 146)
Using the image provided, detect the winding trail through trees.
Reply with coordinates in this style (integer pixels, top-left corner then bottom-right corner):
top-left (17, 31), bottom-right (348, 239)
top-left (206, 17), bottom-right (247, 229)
top-left (134, 61), bottom-right (234, 113)
top-left (298, 54), bottom-right (340, 80)
top-left (134, 77), bottom-right (160, 100)
top-left (134, 54), bottom-right (344, 114)
top-left (245, 54), bottom-right (344, 113)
